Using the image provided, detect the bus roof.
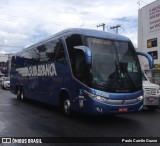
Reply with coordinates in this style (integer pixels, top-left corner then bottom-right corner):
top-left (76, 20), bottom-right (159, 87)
top-left (54, 28), bottom-right (129, 40)
top-left (24, 28), bottom-right (130, 51)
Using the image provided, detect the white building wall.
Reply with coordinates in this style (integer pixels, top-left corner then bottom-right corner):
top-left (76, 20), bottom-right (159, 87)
top-left (0, 54), bottom-right (8, 62)
top-left (138, 0), bottom-right (160, 70)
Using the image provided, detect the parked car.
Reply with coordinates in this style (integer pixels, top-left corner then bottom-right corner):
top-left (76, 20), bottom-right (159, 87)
top-left (1, 77), bottom-right (10, 89)
top-left (142, 72), bottom-right (160, 110)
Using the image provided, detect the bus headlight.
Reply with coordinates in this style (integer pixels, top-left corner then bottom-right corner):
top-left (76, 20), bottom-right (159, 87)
top-left (94, 96), bottom-right (109, 103)
top-left (157, 88), bottom-right (160, 93)
top-left (84, 91), bottom-right (108, 103)
top-left (137, 96), bottom-right (143, 101)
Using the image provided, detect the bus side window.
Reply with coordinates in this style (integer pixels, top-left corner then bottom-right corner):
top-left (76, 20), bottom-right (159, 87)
top-left (65, 34), bottom-right (89, 83)
top-left (65, 34), bottom-right (83, 77)
top-left (11, 56), bottom-right (16, 68)
top-left (55, 40), bottom-right (66, 63)
top-left (14, 53), bottom-right (24, 68)
top-left (33, 40), bottom-right (57, 64)
top-left (46, 41), bottom-right (57, 62)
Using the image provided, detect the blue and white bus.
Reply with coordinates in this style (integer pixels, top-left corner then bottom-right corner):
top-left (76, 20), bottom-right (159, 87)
top-left (10, 28), bottom-right (152, 115)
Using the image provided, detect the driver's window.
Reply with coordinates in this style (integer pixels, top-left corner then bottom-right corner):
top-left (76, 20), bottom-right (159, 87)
top-left (73, 50), bottom-right (87, 82)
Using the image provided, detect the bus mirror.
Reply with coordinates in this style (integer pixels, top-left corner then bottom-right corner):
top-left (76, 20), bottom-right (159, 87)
top-left (74, 46), bottom-right (91, 64)
top-left (136, 52), bottom-right (154, 69)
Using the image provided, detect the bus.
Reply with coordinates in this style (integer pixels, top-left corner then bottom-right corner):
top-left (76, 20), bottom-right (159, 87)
top-left (10, 28), bottom-right (152, 115)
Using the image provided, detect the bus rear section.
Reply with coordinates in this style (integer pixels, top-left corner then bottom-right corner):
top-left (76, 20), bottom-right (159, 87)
top-left (10, 28), bottom-right (145, 115)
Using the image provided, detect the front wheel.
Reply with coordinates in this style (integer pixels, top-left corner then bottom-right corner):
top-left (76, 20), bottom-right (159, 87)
top-left (63, 98), bottom-right (72, 116)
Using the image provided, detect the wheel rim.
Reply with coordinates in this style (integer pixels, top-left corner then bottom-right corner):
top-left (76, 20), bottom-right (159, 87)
top-left (17, 90), bottom-right (20, 96)
top-left (17, 90), bottom-right (20, 98)
top-left (21, 91), bottom-right (24, 100)
top-left (64, 99), bottom-right (71, 114)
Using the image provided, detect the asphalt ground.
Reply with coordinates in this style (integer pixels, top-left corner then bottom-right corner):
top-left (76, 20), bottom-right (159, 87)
top-left (0, 89), bottom-right (160, 146)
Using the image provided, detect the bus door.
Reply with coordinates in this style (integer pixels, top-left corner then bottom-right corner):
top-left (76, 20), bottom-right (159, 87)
top-left (65, 35), bottom-right (90, 111)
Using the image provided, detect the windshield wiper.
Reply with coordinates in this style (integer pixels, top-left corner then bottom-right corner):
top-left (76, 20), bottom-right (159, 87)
top-left (108, 61), bottom-right (136, 90)
top-left (119, 62), bottom-right (136, 88)
top-left (107, 61), bottom-right (122, 87)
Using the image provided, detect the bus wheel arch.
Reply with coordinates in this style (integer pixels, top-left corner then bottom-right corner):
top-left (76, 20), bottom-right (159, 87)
top-left (59, 90), bottom-right (72, 115)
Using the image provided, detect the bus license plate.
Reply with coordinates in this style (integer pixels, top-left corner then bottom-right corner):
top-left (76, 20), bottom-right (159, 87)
top-left (119, 107), bottom-right (128, 112)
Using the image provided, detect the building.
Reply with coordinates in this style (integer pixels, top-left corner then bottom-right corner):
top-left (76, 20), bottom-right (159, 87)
top-left (0, 54), bottom-right (8, 75)
top-left (138, 0), bottom-right (160, 85)
top-left (0, 54), bottom-right (8, 62)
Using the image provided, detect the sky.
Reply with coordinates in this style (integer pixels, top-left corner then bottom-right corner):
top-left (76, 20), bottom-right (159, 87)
top-left (0, 0), bottom-right (156, 54)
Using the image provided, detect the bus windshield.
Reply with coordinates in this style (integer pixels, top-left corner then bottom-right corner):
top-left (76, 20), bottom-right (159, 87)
top-left (86, 37), bottom-right (142, 93)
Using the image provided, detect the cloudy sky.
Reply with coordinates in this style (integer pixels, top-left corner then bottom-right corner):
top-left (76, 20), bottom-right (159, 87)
top-left (0, 0), bottom-right (155, 54)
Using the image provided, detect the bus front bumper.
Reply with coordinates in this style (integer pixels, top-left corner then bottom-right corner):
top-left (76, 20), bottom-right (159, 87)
top-left (88, 98), bottom-right (143, 115)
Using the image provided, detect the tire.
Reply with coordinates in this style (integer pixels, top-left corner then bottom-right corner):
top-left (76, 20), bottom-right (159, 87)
top-left (2, 85), bottom-right (5, 89)
top-left (21, 89), bottom-right (25, 101)
top-left (17, 88), bottom-right (25, 101)
top-left (63, 97), bottom-right (72, 116)
top-left (17, 89), bottom-right (21, 100)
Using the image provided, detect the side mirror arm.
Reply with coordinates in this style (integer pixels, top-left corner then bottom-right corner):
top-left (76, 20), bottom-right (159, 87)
top-left (136, 52), bottom-right (154, 69)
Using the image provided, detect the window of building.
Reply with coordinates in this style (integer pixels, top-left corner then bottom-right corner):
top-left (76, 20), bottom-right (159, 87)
top-left (147, 38), bottom-right (157, 48)
top-left (148, 51), bottom-right (158, 59)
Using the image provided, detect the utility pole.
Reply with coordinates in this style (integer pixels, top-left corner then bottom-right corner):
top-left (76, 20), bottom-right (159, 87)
top-left (110, 24), bottom-right (121, 34)
top-left (97, 23), bottom-right (105, 31)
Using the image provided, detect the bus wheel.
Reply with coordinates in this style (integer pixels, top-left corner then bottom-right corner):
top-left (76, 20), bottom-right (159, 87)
top-left (17, 89), bottom-right (21, 100)
top-left (63, 98), bottom-right (71, 116)
top-left (17, 88), bottom-right (25, 101)
top-left (21, 89), bottom-right (25, 101)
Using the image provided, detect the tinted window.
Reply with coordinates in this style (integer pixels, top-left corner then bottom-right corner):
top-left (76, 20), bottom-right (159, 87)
top-left (55, 40), bottom-right (66, 63)
top-left (13, 39), bottom-right (66, 68)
